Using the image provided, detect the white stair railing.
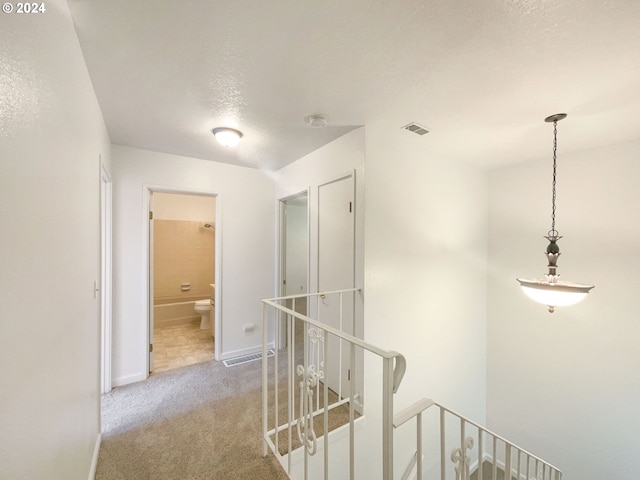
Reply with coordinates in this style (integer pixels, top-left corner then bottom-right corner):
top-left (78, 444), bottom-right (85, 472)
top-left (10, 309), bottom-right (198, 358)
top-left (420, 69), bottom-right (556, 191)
top-left (262, 288), bottom-right (406, 480)
top-left (393, 398), bottom-right (563, 480)
top-left (262, 289), bottom-right (562, 480)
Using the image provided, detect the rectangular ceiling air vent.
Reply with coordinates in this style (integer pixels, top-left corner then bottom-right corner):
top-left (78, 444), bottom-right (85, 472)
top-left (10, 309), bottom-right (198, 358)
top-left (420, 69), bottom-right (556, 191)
top-left (402, 122), bottom-right (430, 136)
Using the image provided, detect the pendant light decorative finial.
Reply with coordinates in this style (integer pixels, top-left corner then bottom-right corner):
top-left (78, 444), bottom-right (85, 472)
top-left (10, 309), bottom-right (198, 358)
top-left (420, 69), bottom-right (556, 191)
top-left (516, 113), bottom-right (594, 313)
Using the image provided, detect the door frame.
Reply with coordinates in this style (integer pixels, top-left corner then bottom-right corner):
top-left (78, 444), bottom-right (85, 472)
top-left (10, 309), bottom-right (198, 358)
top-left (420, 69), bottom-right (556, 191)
top-left (143, 186), bottom-right (222, 376)
top-left (277, 189), bottom-right (310, 349)
top-left (100, 162), bottom-right (113, 394)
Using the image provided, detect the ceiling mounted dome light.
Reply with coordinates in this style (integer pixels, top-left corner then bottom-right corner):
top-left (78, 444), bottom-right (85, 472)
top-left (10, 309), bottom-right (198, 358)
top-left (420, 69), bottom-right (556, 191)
top-left (516, 113), bottom-right (594, 313)
top-left (305, 114), bottom-right (327, 128)
top-left (212, 127), bottom-right (243, 147)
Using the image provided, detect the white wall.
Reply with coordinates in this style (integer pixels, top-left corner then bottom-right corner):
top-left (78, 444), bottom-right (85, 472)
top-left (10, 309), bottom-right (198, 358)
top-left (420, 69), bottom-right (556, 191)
top-left (364, 118), bottom-right (488, 421)
top-left (111, 145), bottom-right (274, 384)
top-left (153, 191), bottom-right (216, 221)
top-left (487, 140), bottom-right (640, 479)
top-left (0, 1), bottom-right (110, 478)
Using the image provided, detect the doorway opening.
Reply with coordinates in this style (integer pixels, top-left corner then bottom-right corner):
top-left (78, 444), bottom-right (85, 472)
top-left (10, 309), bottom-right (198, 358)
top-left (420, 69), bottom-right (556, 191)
top-left (278, 191), bottom-right (309, 350)
top-left (148, 190), bottom-right (218, 374)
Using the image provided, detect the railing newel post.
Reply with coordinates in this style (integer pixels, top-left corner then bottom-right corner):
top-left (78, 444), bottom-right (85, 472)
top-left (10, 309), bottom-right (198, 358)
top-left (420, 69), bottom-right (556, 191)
top-left (478, 429), bottom-right (483, 480)
top-left (382, 355), bottom-right (394, 480)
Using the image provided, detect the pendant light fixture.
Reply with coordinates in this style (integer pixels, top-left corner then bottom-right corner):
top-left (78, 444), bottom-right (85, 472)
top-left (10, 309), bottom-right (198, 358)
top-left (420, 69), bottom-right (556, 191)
top-left (516, 114), bottom-right (594, 313)
top-left (212, 127), bottom-right (243, 147)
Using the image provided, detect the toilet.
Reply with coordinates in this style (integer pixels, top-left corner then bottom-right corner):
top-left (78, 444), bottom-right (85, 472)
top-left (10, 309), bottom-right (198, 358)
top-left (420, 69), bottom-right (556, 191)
top-left (194, 299), bottom-right (211, 329)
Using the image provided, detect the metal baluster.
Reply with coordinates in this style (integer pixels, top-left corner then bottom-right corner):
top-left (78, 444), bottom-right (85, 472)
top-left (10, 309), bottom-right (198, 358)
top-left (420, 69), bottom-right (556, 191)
top-left (460, 420), bottom-right (466, 480)
top-left (323, 327), bottom-right (329, 480)
top-left (262, 303), bottom-right (268, 457)
top-left (505, 444), bottom-right (511, 480)
top-left (492, 436), bottom-right (497, 480)
top-left (339, 291), bottom-right (343, 399)
top-left (274, 308), bottom-right (279, 456)
top-left (440, 408), bottom-right (445, 480)
top-left (303, 321), bottom-right (309, 480)
top-left (416, 411), bottom-right (423, 480)
top-left (287, 311), bottom-right (293, 473)
top-left (349, 342), bottom-right (356, 479)
top-left (478, 430), bottom-right (483, 480)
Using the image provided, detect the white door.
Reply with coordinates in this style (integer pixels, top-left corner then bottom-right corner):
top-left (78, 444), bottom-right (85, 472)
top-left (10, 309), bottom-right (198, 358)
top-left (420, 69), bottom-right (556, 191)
top-left (317, 175), bottom-right (355, 398)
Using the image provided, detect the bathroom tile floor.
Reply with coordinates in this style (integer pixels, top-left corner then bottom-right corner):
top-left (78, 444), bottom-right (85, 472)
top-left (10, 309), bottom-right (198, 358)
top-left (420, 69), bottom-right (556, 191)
top-left (152, 321), bottom-right (214, 374)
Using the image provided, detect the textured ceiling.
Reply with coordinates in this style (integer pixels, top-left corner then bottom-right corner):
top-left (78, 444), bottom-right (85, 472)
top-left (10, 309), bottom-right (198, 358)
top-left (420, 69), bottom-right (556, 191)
top-left (68, 0), bottom-right (640, 171)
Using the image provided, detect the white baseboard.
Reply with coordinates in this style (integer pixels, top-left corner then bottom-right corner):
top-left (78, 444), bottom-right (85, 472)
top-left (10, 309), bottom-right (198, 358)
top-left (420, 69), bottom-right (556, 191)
top-left (218, 342), bottom-right (275, 361)
top-left (88, 433), bottom-right (101, 480)
top-left (112, 372), bottom-right (146, 387)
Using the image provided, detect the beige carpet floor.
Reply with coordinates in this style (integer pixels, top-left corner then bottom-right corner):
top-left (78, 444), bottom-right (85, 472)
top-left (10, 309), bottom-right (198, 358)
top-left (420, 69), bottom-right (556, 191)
top-left (96, 357), bottom-right (289, 480)
top-left (97, 344), bottom-right (354, 480)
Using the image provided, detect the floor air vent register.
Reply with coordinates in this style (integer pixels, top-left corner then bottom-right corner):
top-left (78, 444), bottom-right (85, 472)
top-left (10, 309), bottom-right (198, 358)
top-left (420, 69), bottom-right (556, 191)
top-left (223, 349), bottom-right (275, 367)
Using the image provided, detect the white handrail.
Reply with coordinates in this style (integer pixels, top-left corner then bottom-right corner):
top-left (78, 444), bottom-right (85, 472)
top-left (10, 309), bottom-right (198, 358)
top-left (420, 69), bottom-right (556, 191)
top-left (262, 298), bottom-right (407, 392)
top-left (263, 287), bottom-right (361, 302)
top-left (393, 397), bottom-right (564, 480)
top-left (263, 298), bottom-right (397, 360)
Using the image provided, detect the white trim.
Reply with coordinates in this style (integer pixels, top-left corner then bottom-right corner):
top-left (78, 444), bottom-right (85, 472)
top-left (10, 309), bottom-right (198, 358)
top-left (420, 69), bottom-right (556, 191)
top-left (100, 163), bottom-right (112, 394)
top-left (219, 342), bottom-right (275, 361)
top-left (112, 372), bottom-right (147, 387)
top-left (88, 433), bottom-right (101, 480)
top-left (148, 190), bottom-right (154, 373)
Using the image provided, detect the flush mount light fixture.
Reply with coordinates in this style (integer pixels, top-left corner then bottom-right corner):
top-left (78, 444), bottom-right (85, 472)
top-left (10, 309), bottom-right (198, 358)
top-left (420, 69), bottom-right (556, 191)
top-left (516, 113), bottom-right (594, 313)
top-left (212, 127), bottom-right (243, 147)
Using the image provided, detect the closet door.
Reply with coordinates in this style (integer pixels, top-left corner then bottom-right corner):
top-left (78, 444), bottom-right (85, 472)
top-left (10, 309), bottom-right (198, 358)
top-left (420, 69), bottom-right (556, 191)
top-left (317, 174), bottom-right (355, 398)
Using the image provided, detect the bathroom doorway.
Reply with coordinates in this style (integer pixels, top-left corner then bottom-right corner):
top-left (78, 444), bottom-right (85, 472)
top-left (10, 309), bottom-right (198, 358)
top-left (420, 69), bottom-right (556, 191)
top-left (148, 190), bottom-right (217, 374)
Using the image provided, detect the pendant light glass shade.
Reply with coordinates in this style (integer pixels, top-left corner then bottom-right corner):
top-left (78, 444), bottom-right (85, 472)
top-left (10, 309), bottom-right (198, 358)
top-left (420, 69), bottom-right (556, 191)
top-left (516, 114), bottom-right (594, 313)
top-left (517, 279), bottom-right (593, 313)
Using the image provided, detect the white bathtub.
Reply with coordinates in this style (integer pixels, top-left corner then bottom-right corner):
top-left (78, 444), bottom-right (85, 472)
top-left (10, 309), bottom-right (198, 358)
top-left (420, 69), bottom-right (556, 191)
top-left (154, 296), bottom-right (205, 328)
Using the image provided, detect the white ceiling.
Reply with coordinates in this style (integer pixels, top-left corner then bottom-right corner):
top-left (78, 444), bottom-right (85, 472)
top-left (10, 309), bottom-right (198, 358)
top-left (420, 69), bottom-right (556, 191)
top-left (68, 0), bottom-right (640, 171)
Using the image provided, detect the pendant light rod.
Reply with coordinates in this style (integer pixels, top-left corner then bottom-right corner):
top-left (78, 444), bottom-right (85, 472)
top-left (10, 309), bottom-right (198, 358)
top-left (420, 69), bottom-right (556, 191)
top-left (545, 113), bottom-right (566, 236)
